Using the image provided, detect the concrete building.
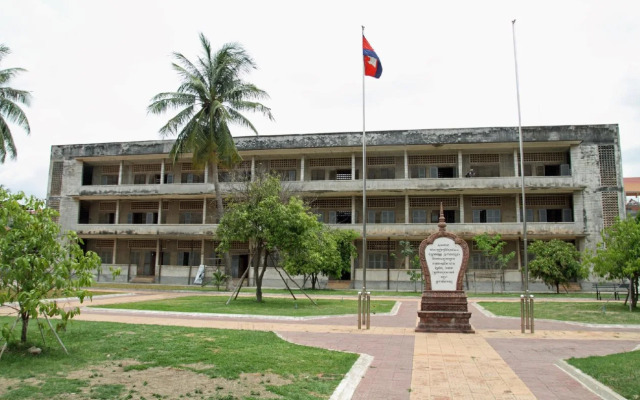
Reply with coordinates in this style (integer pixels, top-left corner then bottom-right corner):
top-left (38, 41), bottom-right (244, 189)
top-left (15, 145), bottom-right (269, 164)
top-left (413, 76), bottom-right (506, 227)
top-left (47, 124), bottom-right (625, 291)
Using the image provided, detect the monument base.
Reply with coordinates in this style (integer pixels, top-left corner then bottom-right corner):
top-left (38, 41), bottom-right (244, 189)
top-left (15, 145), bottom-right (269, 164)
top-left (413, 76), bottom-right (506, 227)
top-left (415, 290), bottom-right (475, 333)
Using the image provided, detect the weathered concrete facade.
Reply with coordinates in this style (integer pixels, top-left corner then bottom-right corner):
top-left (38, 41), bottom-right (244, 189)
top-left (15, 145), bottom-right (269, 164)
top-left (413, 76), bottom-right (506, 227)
top-left (47, 124), bottom-right (625, 291)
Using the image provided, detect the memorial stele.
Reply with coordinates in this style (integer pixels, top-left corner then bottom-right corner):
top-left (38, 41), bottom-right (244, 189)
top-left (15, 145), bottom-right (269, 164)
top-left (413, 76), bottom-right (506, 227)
top-left (416, 204), bottom-right (474, 333)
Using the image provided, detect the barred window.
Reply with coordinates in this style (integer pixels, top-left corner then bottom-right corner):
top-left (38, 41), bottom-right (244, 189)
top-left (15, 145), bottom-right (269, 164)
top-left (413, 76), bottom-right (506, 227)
top-left (50, 162), bottom-right (63, 195)
top-left (408, 154), bottom-right (457, 165)
top-left (101, 165), bottom-right (120, 174)
top-left (99, 202), bottom-right (117, 211)
top-left (598, 145), bottom-right (617, 186)
top-left (367, 156), bottom-right (395, 166)
top-left (131, 201), bottom-right (159, 211)
top-left (96, 239), bottom-right (115, 248)
top-left (270, 159), bottom-right (298, 169)
top-left (180, 200), bottom-right (203, 210)
top-left (368, 198), bottom-right (396, 208)
top-left (177, 240), bottom-right (201, 250)
top-left (469, 154), bottom-right (500, 163)
top-left (132, 164), bottom-right (161, 173)
top-left (310, 198), bottom-right (351, 209)
top-left (367, 240), bottom-right (397, 251)
top-left (309, 158), bottom-right (351, 167)
top-left (410, 197), bottom-right (458, 207)
top-left (601, 192), bottom-right (620, 228)
top-left (128, 240), bottom-right (156, 249)
top-left (471, 197), bottom-right (501, 207)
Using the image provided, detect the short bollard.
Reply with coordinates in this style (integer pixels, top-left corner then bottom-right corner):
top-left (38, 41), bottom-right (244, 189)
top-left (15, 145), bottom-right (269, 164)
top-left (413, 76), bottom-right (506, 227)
top-left (358, 291), bottom-right (371, 330)
top-left (520, 294), bottom-right (534, 334)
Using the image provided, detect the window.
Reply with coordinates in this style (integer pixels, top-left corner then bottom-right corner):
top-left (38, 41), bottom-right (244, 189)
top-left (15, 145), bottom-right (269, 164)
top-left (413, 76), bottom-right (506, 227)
top-left (316, 212), bottom-right (324, 223)
top-left (410, 166), bottom-right (427, 179)
top-left (329, 211), bottom-right (352, 224)
top-left (127, 212), bottom-right (158, 224)
top-left (412, 210), bottom-right (427, 223)
top-left (134, 174), bottom-right (147, 184)
top-left (368, 168), bottom-right (395, 179)
top-left (431, 166), bottom-right (456, 178)
top-left (538, 209), bottom-right (573, 222)
top-left (98, 251), bottom-right (113, 264)
top-left (520, 209), bottom-right (534, 222)
top-left (368, 253), bottom-right (388, 269)
top-left (100, 175), bottom-right (118, 185)
top-left (471, 253), bottom-right (495, 269)
top-left (279, 170), bottom-right (296, 181)
top-left (311, 170), bottom-right (325, 180)
top-left (431, 210), bottom-right (456, 223)
top-left (160, 252), bottom-right (171, 265)
top-left (179, 212), bottom-right (203, 224)
top-left (381, 210), bottom-right (395, 223)
top-left (182, 173), bottom-right (204, 184)
top-left (98, 212), bottom-right (115, 224)
top-left (335, 169), bottom-right (352, 180)
top-left (472, 209), bottom-right (501, 223)
top-left (178, 251), bottom-right (201, 266)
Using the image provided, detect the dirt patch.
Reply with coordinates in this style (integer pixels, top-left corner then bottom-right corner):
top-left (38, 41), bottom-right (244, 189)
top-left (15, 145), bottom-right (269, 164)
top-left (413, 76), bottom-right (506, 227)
top-left (64, 360), bottom-right (291, 399)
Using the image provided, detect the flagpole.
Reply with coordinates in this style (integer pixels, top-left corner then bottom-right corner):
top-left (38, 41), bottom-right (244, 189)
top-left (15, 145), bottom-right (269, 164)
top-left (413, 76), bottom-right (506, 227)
top-left (361, 25), bottom-right (368, 296)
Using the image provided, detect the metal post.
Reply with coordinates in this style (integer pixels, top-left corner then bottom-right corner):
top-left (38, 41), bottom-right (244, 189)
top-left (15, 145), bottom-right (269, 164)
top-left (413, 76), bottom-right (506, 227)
top-left (529, 295), bottom-right (535, 333)
top-left (358, 291), bottom-right (362, 329)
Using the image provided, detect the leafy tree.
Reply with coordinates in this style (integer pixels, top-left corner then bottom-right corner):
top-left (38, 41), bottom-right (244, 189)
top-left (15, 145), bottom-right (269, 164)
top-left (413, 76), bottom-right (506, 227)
top-left (148, 33), bottom-right (273, 275)
top-left (0, 44), bottom-right (32, 163)
top-left (284, 228), bottom-right (358, 290)
top-left (0, 189), bottom-right (101, 346)
top-left (586, 216), bottom-right (640, 308)
top-left (473, 233), bottom-right (515, 291)
top-left (398, 240), bottom-right (423, 292)
top-left (528, 239), bottom-right (587, 294)
top-left (208, 268), bottom-right (230, 291)
top-left (216, 174), bottom-right (320, 302)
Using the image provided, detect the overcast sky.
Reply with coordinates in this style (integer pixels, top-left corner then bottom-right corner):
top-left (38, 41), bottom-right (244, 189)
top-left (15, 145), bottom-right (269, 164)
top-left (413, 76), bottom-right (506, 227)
top-left (1, 0), bottom-right (639, 198)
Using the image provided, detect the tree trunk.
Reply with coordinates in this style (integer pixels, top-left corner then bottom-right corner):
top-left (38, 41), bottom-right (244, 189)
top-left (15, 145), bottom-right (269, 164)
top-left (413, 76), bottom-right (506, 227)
top-left (556, 283), bottom-right (560, 294)
top-left (256, 250), bottom-right (270, 303)
top-left (20, 311), bottom-right (29, 343)
top-left (254, 247), bottom-right (263, 303)
top-left (311, 274), bottom-right (317, 290)
top-left (212, 163), bottom-right (233, 282)
top-left (632, 275), bottom-right (638, 309)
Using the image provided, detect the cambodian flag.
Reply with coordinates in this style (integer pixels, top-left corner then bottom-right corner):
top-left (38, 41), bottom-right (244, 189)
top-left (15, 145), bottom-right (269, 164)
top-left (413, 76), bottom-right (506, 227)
top-left (363, 36), bottom-right (382, 78)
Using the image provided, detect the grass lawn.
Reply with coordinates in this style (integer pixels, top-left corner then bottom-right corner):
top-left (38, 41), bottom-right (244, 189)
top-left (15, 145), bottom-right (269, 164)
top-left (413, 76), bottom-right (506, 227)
top-left (0, 317), bottom-right (358, 400)
top-left (92, 295), bottom-right (396, 317)
top-left (567, 351), bottom-right (640, 400)
top-left (478, 301), bottom-right (640, 325)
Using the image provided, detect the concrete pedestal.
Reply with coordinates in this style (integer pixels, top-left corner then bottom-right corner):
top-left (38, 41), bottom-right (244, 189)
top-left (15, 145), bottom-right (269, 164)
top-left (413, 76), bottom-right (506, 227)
top-left (415, 290), bottom-right (474, 333)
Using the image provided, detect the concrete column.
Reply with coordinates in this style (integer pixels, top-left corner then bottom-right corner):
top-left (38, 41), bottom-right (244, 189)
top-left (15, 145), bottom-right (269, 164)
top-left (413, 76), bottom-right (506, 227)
top-left (118, 161), bottom-right (124, 185)
top-left (459, 194), bottom-right (464, 223)
top-left (405, 195), bottom-right (409, 224)
top-left (351, 153), bottom-right (356, 180)
top-left (458, 150), bottom-right (463, 178)
top-left (204, 162), bottom-right (209, 183)
top-left (300, 156), bottom-right (305, 181)
top-left (201, 239), bottom-right (205, 265)
top-left (155, 239), bottom-right (161, 277)
top-left (515, 195), bottom-right (521, 223)
top-left (251, 157), bottom-right (256, 182)
top-left (202, 198), bottom-right (207, 224)
top-left (513, 148), bottom-right (519, 177)
top-left (158, 201), bottom-right (162, 225)
top-left (115, 199), bottom-right (120, 225)
top-left (160, 160), bottom-right (165, 184)
top-left (352, 196), bottom-right (356, 224)
top-left (112, 240), bottom-right (118, 265)
top-left (404, 149), bottom-right (408, 179)
top-left (405, 256), bottom-right (409, 269)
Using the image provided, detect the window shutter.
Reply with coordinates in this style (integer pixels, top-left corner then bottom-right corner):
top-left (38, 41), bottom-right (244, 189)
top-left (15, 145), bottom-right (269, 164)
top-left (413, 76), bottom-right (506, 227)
top-left (562, 208), bottom-right (573, 222)
top-left (367, 210), bottom-right (376, 223)
top-left (538, 209), bottom-right (547, 222)
top-left (429, 166), bottom-right (438, 178)
top-left (329, 211), bottom-right (337, 224)
top-left (560, 164), bottom-right (571, 176)
top-left (472, 210), bottom-right (481, 223)
top-left (127, 213), bottom-right (133, 224)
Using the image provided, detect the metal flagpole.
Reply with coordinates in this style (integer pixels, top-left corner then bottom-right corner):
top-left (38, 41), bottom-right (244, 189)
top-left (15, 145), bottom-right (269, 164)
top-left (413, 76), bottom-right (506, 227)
top-left (359, 25), bottom-right (370, 330)
top-left (512, 19), bottom-right (533, 333)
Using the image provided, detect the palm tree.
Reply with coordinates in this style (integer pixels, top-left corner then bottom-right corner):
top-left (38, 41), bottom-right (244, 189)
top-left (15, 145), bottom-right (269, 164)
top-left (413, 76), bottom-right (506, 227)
top-left (148, 33), bottom-right (273, 275)
top-left (0, 44), bottom-right (32, 163)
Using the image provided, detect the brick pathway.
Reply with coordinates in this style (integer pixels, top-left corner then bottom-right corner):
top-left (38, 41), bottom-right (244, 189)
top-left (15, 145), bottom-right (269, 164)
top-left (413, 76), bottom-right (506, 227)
top-left (37, 291), bottom-right (640, 399)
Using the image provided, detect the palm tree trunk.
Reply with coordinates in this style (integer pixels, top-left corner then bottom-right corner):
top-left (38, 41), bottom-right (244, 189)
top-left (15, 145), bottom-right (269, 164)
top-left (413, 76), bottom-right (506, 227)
top-left (212, 163), bottom-right (233, 281)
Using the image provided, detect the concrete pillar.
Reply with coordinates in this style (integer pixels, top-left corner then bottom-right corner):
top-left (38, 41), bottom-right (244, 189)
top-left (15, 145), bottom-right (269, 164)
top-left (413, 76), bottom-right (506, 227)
top-left (352, 196), bottom-right (356, 224)
top-left (515, 195), bottom-right (521, 223)
top-left (160, 160), bottom-right (165, 184)
top-left (513, 148), bottom-right (519, 177)
top-left (405, 195), bottom-right (409, 224)
top-left (118, 160), bottom-right (124, 185)
top-left (459, 194), bottom-right (464, 223)
top-left (251, 157), bottom-right (256, 182)
top-left (112, 240), bottom-right (118, 265)
top-left (155, 239), bottom-right (161, 277)
top-left (201, 239), bottom-right (205, 265)
top-left (352, 153), bottom-right (356, 180)
top-left (115, 199), bottom-right (120, 225)
top-left (300, 156), bottom-right (305, 181)
top-left (458, 150), bottom-right (463, 178)
top-left (204, 162), bottom-right (209, 183)
top-left (158, 201), bottom-right (162, 225)
top-left (404, 149), bottom-right (408, 179)
top-left (202, 198), bottom-right (207, 224)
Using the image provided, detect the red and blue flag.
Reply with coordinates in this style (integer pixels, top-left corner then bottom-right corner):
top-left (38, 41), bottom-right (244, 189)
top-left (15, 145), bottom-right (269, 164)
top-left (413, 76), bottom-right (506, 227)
top-left (363, 36), bottom-right (382, 78)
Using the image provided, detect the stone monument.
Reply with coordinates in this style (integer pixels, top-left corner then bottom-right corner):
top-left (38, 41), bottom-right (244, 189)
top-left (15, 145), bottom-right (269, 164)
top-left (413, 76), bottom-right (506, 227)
top-left (415, 204), bottom-right (474, 333)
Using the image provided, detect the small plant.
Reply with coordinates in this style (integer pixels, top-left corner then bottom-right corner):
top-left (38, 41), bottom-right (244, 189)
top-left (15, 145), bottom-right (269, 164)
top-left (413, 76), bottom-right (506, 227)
top-left (209, 268), bottom-right (230, 291)
top-left (399, 241), bottom-right (424, 292)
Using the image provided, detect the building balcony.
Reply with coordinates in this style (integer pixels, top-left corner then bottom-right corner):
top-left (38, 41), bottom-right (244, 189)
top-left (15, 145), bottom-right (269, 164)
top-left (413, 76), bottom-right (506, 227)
top-left (74, 221), bottom-right (585, 240)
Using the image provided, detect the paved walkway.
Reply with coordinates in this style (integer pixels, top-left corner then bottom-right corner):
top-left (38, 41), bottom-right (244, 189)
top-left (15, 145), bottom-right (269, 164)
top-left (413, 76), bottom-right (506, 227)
top-left (35, 291), bottom-right (640, 399)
